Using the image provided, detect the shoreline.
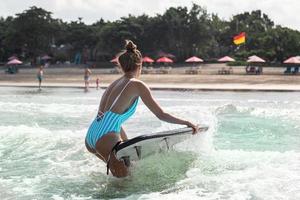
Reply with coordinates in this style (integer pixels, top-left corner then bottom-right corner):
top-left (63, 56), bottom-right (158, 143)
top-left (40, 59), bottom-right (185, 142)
top-left (1, 82), bottom-right (300, 92)
top-left (1, 66), bottom-right (300, 92)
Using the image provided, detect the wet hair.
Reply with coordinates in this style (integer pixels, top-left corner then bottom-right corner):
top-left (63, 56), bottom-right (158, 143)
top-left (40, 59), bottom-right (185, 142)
top-left (118, 40), bottom-right (142, 73)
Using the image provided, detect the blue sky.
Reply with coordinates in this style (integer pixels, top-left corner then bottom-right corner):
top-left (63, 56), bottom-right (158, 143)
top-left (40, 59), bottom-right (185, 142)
top-left (1, 0), bottom-right (300, 30)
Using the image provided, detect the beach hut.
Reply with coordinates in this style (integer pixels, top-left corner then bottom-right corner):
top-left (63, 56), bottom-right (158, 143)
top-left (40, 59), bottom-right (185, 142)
top-left (142, 56), bottom-right (155, 74)
top-left (185, 56), bottom-right (203, 74)
top-left (283, 56), bottom-right (300, 64)
top-left (142, 56), bottom-right (154, 63)
top-left (246, 55), bottom-right (265, 75)
top-left (283, 56), bottom-right (300, 74)
top-left (156, 56), bottom-right (173, 63)
top-left (218, 56), bottom-right (235, 62)
top-left (6, 58), bottom-right (22, 74)
top-left (142, 56), bottom-right (154, 73)
top-left (247, 55), bottom-right (265, 63)
top-left (217, 56), bottom-right (235, 74)
top-left (7, 58), bottom-right (22, 65)
top-left (185, 56), bottom-right (203, 63)
top-left (40, 55), bottom-right (52, 67)
top-left (156, 57), bottom-right (173, 74)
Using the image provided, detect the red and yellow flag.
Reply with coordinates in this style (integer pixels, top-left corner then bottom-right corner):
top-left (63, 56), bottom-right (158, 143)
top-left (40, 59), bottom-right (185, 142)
top-left (233, 32), bottom-right (246, 45)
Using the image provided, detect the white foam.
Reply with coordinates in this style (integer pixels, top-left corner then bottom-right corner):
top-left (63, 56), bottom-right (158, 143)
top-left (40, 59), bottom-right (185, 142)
top-left (215, 103), bottom-right (300, 121)
top-left (138, 150), bottom-right (300, 200)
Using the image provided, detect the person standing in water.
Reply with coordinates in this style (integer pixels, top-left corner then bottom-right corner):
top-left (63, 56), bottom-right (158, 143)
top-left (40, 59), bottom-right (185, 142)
top-left (37, 66), bottom-right (44, 90)
top-left (84, 66), bottom-right (92, 91)
top-left (96, 77), bottom-right (100, 90)
top-left (85, 40), bottom-right (199, 178)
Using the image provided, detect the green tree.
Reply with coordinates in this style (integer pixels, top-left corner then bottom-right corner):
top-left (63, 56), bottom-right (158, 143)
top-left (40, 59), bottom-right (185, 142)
top-left (1, 5), bottom-right (300, 64)
top-left (6, 6), bottom-right (57, 61)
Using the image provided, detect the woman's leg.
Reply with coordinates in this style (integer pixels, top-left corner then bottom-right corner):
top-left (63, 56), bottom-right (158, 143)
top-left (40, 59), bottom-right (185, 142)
top-left (85, 139), bottom-right (106, 162)
top-left (95, 133), bottom-right (129, 177)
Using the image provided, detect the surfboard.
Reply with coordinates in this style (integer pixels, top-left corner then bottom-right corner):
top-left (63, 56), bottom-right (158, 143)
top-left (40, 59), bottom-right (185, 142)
top-left (115, 126), bottom-right (208, 162)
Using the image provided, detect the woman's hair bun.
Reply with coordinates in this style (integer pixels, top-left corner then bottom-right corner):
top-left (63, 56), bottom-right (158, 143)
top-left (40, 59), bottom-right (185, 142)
top-left (125, 40), bottom-right (137, 52)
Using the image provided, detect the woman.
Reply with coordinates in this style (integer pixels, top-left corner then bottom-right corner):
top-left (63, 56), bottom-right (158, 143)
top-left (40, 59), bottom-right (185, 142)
top-left (85, 40), bottom-right (199, 178)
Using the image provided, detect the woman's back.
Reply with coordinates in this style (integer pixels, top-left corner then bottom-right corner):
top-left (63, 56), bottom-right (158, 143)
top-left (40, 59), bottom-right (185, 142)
top-left (100, 77), bottom-right (138, 115)
top-left (86, 77), bottom-right (139, 149)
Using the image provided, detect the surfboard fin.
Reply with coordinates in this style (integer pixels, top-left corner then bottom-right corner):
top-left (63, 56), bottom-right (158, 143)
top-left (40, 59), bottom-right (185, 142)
top-left (163, 138), bottom-right (170, 150)
top-left (134, 146), bottom-right (142, 159)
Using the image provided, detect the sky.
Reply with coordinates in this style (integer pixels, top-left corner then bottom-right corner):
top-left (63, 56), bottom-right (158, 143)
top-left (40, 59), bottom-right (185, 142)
top-left (1, 0), bottom-right (300, 30)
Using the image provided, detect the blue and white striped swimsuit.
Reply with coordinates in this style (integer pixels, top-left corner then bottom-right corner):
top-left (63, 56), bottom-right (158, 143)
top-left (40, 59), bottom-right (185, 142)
top-left (85, 80), bottom-right (139, 149)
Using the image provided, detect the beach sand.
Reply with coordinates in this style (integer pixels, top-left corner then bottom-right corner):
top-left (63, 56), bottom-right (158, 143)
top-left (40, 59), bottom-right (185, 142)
top-left (1, 64), bottom-right (300, 91)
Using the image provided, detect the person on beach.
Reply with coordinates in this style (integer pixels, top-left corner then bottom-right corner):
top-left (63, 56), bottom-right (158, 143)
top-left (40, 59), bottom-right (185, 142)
top-left (84, 66), bottom-right (92, 91)
top-left (37, 66), bottom-right (44, 89)
top-left (85, 40), bottom-right (199, 178)
top-left (96, 77), bottom-right (100, 90)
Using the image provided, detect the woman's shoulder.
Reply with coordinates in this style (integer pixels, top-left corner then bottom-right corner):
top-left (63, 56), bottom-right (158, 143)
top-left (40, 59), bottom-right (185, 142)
top-left (129, 78), bottom-right (142, 83)
top-left (130, 79), bottom-right (149, 91)
top-left (130, 78), bottom-right (146, 86)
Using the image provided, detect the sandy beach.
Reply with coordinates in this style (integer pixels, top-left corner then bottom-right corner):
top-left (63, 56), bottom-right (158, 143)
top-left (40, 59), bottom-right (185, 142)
top-left (1, 64), bottom-right (300, 91)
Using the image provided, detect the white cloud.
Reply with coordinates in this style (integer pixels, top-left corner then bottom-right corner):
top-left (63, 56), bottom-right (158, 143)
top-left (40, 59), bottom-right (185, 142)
top-left (0, 0), bottom-right (299, 30)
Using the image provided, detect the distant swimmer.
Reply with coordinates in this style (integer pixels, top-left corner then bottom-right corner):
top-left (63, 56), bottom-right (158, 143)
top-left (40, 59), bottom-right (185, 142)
top-left (37, 66), bottom-right (44, 90)
top-left (85, 40), bottom-right (199, 178)
top-left (84, 66), bottom-right (92, 91)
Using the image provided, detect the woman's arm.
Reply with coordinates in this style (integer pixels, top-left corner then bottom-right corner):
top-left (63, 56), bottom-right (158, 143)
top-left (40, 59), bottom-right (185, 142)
top-left (136, 81), bottom-right (198, 133)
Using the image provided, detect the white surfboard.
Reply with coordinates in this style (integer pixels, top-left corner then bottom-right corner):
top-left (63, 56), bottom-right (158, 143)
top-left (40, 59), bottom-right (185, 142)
top-left (115, 126), bottom-right (208, 162)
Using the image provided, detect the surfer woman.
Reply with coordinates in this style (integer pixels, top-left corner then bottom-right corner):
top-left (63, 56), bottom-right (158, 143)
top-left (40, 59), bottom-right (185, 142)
top-left (85, 40), bottom-right (199, 178)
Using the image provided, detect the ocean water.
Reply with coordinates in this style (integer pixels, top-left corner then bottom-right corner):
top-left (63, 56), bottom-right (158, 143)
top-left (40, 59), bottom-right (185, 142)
top-left (0, 87), bottom-right (299, 200)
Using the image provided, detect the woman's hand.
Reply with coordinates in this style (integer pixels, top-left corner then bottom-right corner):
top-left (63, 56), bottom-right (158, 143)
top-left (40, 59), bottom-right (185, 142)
top-left (186, 121), bottom-right (199, 134)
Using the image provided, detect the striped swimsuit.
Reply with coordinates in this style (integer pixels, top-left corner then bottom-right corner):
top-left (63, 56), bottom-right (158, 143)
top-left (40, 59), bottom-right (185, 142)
top-left (85, 80), bottom-right (139, 149)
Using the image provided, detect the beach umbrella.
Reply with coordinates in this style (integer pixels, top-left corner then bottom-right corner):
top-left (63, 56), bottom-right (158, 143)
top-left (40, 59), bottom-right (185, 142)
top-left (7, 58), bottom-right (22, 65)
top-left (247, 55), bottom-right (265, 63)
top-left (283, 56), bottom-right (300, 64)
top-left (156, 56), bottom-right (173, 63)
top-left (185, 56), bottom-right (203, 63)
top-left (41, 55), bottom-right (52, 60)
top-left (110, 57), bottom-right (118, 63)
top-left (142, 56), bottom-right (154, 63)
top-left (218, 56), bottom-right (235, 62)
top-left (8, 55), bottom-right (18, 61)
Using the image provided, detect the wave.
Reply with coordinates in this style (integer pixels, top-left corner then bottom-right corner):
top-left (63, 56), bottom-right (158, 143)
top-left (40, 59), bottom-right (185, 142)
top-left (215, 103), bottom-right (300, 121)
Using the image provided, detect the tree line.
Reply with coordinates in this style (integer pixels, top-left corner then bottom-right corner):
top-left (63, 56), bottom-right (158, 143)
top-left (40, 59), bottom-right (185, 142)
top-left (0, 4), bottom-right (300, 64)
